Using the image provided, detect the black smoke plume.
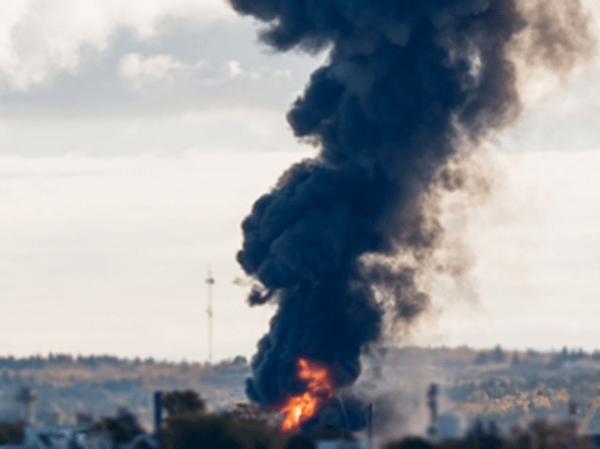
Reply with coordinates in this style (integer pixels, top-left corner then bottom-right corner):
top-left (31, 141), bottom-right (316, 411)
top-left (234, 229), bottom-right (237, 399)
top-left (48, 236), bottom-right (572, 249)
top-left (230, 0), bottom-right (594, 408)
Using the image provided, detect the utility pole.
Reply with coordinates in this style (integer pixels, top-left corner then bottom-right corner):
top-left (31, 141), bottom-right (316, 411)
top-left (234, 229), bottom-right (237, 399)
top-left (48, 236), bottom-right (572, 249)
top-left (205, 268), bottom-right (215, 363)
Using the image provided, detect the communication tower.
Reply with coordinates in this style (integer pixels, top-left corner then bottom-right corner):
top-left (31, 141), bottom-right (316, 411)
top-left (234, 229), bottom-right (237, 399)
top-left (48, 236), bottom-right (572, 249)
top-left (205, 268), bottom-right (215, 363)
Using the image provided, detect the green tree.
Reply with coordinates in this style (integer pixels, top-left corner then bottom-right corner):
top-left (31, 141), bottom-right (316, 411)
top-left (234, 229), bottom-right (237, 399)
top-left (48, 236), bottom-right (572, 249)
top-left (162, 390), bottom-right (206, 417)
top-left (92, 408), bottom-right (144, 445)
top-left (163, 414), bottom-right (283, 449)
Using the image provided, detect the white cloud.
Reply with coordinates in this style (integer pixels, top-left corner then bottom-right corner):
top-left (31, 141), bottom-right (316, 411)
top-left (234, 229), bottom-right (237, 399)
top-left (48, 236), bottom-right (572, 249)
top-left (0, 0), bottom-right (236, 92)
top-left (224, 60), bottom-right (279, 81)
top-left (119, 53), bottom-right (202, 94)
top-left (226, 60), bottom-right (244, 79)
top-left (0, 4), bottom-right (326, 122)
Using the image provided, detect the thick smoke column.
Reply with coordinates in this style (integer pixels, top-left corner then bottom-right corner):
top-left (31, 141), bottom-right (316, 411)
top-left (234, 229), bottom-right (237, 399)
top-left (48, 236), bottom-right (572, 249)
top-left (231, 0), bottom-right (594, 408)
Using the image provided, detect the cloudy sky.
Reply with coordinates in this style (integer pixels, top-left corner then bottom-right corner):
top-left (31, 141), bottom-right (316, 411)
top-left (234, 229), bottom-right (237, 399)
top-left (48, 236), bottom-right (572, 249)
top-left (2, 0), bottom-right (600, 362)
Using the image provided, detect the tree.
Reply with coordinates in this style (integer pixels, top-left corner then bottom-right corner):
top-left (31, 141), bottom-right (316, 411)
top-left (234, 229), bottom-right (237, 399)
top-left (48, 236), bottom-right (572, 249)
top-left (307, 423), bottom-right (355, 442)
top-left (92, 408), bottom-right (144, 445)
top-left (162, 390), bottom-right (206, 417)
top-left (385, 437), bottom-right (434, 449)
top-left (284, 434), bottom-right (314, 449)
top-left (163, 414), bottom-right (282, 449)
top-left (0, 422), bottom-right (24, 445)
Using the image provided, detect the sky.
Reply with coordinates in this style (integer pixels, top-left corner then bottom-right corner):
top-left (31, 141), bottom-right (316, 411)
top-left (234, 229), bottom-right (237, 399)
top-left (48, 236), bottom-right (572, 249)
top-left (1, 0), bottom-right (600, 362)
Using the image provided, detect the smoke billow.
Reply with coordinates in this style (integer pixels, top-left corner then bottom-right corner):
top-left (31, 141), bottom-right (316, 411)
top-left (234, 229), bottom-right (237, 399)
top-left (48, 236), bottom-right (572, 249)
top-left (230, 0), bottom-right (595, 408)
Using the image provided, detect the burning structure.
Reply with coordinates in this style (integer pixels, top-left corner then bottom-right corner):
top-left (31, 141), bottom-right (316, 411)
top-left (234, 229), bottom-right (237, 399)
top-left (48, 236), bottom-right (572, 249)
top-left (230, 0), bottom-right (595, 433)
top-left (279, 358), bottom-right (336, 433)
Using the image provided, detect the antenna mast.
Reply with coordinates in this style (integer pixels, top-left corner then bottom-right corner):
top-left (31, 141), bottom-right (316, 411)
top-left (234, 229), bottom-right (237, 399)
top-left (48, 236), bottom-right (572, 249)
top-left (205, 268), bottom-right (215, 363)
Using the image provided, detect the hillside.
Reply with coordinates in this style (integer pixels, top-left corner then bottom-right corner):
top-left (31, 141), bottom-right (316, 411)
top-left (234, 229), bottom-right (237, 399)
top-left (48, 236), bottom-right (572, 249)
top-left (0, 354), bottom-right (249, 429)
top-left (2, 347), bottom-right (600, 435)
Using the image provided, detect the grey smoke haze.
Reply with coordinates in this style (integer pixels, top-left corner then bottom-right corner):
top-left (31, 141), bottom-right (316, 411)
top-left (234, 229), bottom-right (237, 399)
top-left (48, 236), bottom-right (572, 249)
top-left (231, 0), bottom-right (595, 408)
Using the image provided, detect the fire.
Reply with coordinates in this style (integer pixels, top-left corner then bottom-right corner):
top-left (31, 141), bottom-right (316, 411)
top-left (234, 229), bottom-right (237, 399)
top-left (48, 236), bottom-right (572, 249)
top-left (279, 358), bottom-right (336, 433)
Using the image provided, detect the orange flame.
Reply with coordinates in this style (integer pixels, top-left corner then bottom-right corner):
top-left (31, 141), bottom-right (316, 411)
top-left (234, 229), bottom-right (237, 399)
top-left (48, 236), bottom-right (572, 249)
top-left (279, 358), bottom-right (336, 433)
